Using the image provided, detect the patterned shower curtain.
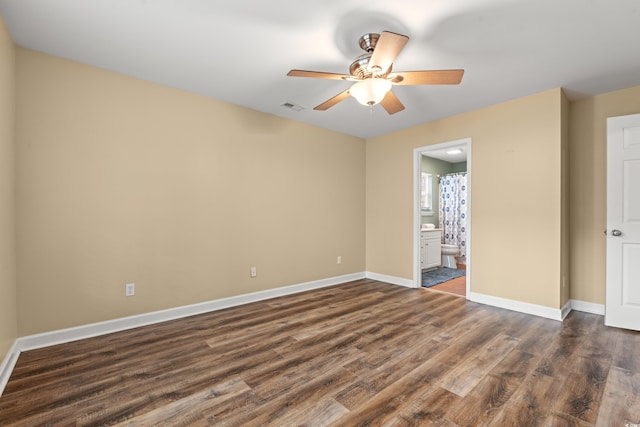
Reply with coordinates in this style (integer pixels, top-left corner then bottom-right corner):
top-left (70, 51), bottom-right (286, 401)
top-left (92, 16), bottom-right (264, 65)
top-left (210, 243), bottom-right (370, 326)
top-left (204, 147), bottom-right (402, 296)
top-left (439, 173), bottom-right (467, 259)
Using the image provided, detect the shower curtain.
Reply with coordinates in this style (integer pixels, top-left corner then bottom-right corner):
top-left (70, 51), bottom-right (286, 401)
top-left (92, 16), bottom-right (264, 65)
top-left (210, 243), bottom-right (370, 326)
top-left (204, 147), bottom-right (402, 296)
top-left (439, 173), bottom-right (467, 260)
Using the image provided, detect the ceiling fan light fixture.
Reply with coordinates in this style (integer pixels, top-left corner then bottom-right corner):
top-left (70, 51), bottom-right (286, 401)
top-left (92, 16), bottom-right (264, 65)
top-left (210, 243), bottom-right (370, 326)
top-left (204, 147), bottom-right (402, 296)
top-left (349, 78), bottom-right (392, 106)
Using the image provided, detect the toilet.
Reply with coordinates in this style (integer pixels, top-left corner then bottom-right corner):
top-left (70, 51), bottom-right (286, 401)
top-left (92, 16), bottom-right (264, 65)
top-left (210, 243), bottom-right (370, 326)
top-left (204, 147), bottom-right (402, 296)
top-left (441, 244), bottom-right (459, 269)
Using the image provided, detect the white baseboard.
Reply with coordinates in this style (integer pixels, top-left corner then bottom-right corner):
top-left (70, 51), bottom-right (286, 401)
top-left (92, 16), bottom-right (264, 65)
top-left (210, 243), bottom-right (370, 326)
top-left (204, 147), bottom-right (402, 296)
top-left (16, 272), bottom-right (365, 353)
top-left (365, 271), bottom-right (415, 288)
top-left (571, 299), bottom-right (605, 315)
top-left (0, 271), bottom-right (367, 399)
top-left (468, 292), bottom-right (566, 321)
top-left (368, 274), bottom-right (572, 321)
top-left (560, 300), bottom-right (572, 320)
top-left (0, 272), bottom-right (366, 395)
top-left (1, 274), bottom-right (606, 398)
top-left (1, 271), bottom-right (371, 397)
top-left (0, 339), bottom-right (20, 398)
top-left (2, 272), bottom-right (366, 396)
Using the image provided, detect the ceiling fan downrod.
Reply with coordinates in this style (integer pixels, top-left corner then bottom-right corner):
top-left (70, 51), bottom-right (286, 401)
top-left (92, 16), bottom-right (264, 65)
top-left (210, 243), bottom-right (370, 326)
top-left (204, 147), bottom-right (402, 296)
top-left (358, 33), bottom-right (380, 53)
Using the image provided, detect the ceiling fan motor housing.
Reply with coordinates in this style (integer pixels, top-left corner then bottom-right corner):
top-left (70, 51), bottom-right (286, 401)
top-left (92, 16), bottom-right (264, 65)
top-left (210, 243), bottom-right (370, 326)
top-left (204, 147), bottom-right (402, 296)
top-left (350, 54), bottom-right (373, 79)
top-left (349, 54), bottom-right (391, 79)
top-left (350, 33), bottom-right (392, 79)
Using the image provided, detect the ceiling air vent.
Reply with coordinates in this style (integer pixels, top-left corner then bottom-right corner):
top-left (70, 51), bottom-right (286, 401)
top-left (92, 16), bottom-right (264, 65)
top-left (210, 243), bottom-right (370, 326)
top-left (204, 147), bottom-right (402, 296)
top-left (281, 102), bottom-right (303, 112)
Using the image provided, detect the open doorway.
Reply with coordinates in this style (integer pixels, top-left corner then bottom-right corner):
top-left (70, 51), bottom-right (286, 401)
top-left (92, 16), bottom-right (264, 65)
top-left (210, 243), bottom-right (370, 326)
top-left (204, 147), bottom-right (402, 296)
top-left (413, 138), bottom-right (471, 297)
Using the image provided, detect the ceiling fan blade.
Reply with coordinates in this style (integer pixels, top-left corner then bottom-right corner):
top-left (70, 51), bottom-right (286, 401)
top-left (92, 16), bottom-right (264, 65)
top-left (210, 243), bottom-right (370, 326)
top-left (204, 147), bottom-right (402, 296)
top-left (287, 70), bottom-right (351, 80)
top-left (380, 91), bottom-right (405, 115)
top-left (368, 31), bottom-right (409, 74)
top-left (314, 89), bottom-right (351, 111)
top-left (390, 69), bottom-right (464, 85)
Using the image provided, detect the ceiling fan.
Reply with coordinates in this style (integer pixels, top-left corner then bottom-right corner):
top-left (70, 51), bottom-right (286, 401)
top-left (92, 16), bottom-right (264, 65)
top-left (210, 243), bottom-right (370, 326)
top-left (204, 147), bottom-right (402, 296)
top-left (287, 31), bottom-right (464, 114)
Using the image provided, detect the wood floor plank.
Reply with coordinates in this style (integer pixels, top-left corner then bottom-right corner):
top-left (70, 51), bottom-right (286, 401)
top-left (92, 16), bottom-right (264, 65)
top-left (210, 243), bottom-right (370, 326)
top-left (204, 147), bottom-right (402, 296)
top-left (387, 386), bottom-right (461, 426)
top-left (437, 333), bottom-right (520, 397)
top-left (284, 397), bottom-right (350, 427)
top-left (112, 378), bottom-right (250, 427)
top-left (446, 349), bottom-right (538, 426)
top-left (595, 367), bottom-right (640, 425)
top-left (246, 336), bottom-right (365, 402)
top-left (613, 328), bottom-right (640, 373)
top-left (1, 279), bottom-right (639, 426)
top-left (553, 355), bottom-right (610, 424)
top-left (534, 330), bottom-right (584, 379)
top-left (430, 305), bottom-right (496, 344)
top-left (553, 373), bottom-right (601, 425)
top-left (332, 369), bottom-right (460, 426)
top-left (514, 316), bottom-right (564, 356)
top-left (543, 412), bottom-right (593, 426)
top-left (335, 337), bottom-right (448, 411)
top-left (485, 370), bottom-right (563, 426)
top-left (578, 323), bottom-right (619, 362)
top-left (216, 366), bottom-right (357, 426)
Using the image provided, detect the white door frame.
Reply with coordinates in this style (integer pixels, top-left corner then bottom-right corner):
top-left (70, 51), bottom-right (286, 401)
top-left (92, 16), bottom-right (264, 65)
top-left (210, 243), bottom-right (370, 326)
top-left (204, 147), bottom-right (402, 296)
top-left (413, 137), bottom-right (472, 296)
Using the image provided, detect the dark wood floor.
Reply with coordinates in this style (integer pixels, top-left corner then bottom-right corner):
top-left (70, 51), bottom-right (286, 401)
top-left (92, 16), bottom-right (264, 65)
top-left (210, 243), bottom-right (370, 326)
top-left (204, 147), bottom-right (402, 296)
top-left (1, 279), bottom-right (639, 426)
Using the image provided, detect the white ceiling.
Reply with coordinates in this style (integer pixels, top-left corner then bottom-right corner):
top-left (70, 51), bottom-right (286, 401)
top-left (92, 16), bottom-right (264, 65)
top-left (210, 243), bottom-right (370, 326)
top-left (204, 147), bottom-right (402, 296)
top-left (1, 0), bottom-right (639, 139)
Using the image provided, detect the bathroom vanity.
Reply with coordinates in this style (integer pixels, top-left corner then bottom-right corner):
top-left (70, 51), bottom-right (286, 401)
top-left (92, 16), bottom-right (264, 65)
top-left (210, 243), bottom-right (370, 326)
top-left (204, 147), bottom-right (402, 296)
top-left (420, 229), bottom-right (442, 270)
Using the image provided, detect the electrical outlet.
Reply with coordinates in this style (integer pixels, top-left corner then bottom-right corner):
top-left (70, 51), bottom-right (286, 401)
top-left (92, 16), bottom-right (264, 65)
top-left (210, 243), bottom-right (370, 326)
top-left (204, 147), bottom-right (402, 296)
top-left (337, 256), bottom-right (342, 265)
top-left (250, 266), bottom-right (257, 277)
top-left (125, 283), bottom-right (135, 297)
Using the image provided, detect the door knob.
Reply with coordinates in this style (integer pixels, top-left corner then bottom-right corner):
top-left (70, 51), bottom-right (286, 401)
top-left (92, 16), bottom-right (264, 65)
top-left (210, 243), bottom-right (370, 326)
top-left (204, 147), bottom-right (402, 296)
top-left (611, 229), bottom-right (622, 237)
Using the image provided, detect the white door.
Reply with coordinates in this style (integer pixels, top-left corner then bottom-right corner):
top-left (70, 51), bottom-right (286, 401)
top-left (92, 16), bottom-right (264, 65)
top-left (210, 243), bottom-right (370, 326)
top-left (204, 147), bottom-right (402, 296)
top-left (606, 113), bottom-right (640, 330)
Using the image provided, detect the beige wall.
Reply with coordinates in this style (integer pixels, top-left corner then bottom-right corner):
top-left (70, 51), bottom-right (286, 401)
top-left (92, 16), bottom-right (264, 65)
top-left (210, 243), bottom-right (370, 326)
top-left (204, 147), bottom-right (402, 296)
top-left (367, 89), bottom-right (564, 309)
top-left (569, 85), bottom-right (640, 304)
top-left (15, 49), bottom-right (365, 336)
top-left (0, 16), bottom-right (17, 360)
